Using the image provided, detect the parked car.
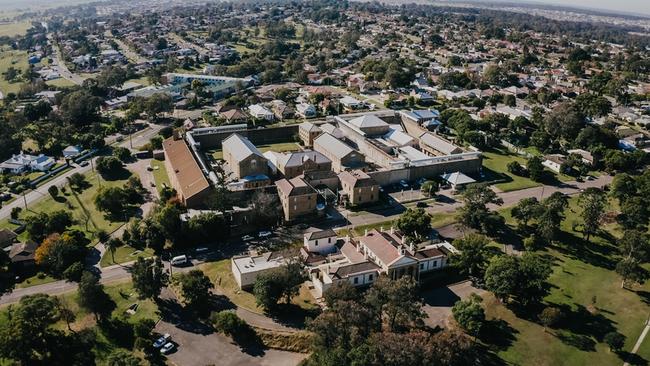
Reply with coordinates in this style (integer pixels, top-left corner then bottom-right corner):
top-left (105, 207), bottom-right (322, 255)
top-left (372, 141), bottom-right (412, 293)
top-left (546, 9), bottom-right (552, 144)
top-left (153, 334), bottom-right (171, 348)
top-left (416, 201), bottom-right (428, 208)
top-left (399, 180), bottom-right (409, 189)
top-left (80, 161), bottom-right (89, 167)
top-left (160, 342), bottom-right (175, 354)
top-left (170, 255), bottom-right (188, 266)
top-left (241, 235), bottom-right (254, 242)
top-left (258, 230), bottom-right (273, 239)
top-left (195, 247), bottom-right (209, 254)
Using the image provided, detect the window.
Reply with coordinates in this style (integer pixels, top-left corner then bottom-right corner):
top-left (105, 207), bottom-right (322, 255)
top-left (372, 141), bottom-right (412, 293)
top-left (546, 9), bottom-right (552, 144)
top-left (368, 274), bottom-right (374, 281)
top-left (328, 238), bottom-right (331, 243)
top-left (353, 277), bottom-right (359, 284)
top-left (315, 240), bottom-right (318, 245)
top-left (420, 263), bottom-right (425, 270)
top-left (433, 260), bottom-right (438, 267)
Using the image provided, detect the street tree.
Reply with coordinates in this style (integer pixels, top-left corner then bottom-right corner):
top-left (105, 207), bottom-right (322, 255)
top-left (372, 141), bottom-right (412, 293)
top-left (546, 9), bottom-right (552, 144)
top-left (131, 257), bottom-right (167, 300)
top-left (484, 255), bottom-right (519, 303)
top-left (176, 270), bottom-right (214, 315)
top-left (536, 192), bottom-right (568, 242)
top-left (458, 184), bottom-right (504, 234)
top-left (511, 197), bottom-right (542, 229)
top-left (77, 271), bottom-right (114, 321)
top-left (527, 156), bottom-right (545, 182)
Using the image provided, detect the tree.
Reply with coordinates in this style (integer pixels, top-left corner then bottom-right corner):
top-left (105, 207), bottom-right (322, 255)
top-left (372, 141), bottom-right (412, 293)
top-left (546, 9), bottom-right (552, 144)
top-left (323, 281), bottom-right (358, 308)
top-left (25, 210), bottom-right (74, 242)
top-left (484, 255), bottom-right (519, 303)
top-left (95, 186), bottom-right (127, 218)
top-left (185, 212), bottom-right (229, 244)
top-left (452, 294), bottom-right (485, 337)
top-left (396, 208), bottom-right (432, 242)
top-left (511, 197), bottom-right (542, 229)
top-left (60, 90), bottom-right (102, 127)
top-left (420, 180), bottom-right (439, 197)
top-left (77, 271), bottom-right (114, 321)
top-left (604, 332), bottom-right (625, 352)
top-left (211, 310), bottom-right (250, 338)
top-left (253, 260), bottom-right (306, 312)
top-left (538, 307), bottom-right (563, 332)
top-left (515, 253), bottom-right (552, 306)
top-left (618, 196), bottom-right (649, 231)
top-left (452, 234), bottom-right (492, 280)
top-left (527, 156), bottom-right (545, 182)
top-left (577, 187), bottom-right (606, 241)
top-left (537, 192), bottom-right (568, 242)
top-left (95, 156), bottom-right (124, 178)
top-left (458, 184), bottom-right (504, 234)
top-left (47, 185), bottom-right (59, 198)
top-left (106, 349), bottom-right (141, 366)
top-left (364, 276), bottom-right (426, 332)
top-left (0, 250), bottom-right (15, 295)
top-left (131, 257), bottom-right (167, 300)
top-left (610, 173), bottom-right (636, 203)
top-left (543, 101), bottom-right (585, 140)
top-left (618, 230), bottom-right (650, 263)
top-left (616, 258), bottom-right (648, 289)
top-left (250, 190), bottom-right (281, 226)
top-left (176, 270), bottom-right (214, 314)
top-left (34, 230), bottom-right (88, 277)
top-left (145, 93), bottom-right (173, 121)
top-left (104, 237), bottom-right (122, 263)
top-left (113, 146), bottom-right (131, 163)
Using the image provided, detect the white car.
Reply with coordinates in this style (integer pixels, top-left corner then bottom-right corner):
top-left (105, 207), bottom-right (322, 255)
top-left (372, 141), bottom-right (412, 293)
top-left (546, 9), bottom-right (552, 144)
top-left (241, 235), bottom-right (254, 242)
top-left (258, 231), bottom-right (273, 239)
top-left (160, 342), bottom-right (175, 354)
top-left (399, 180), bottom-right (409, 189)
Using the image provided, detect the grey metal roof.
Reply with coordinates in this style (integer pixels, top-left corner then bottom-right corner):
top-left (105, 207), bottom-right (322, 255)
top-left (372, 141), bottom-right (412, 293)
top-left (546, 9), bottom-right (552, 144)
top-left (314, 133), bottom-right (354, 159)
top-left (349, 114), bottom-right (388, 129)
top-left (283, 150), bottom-right (331, 168)
top-left (223, 133), bottom-right (264, 161)
top-left (419, 133), bottom-right (462, 155)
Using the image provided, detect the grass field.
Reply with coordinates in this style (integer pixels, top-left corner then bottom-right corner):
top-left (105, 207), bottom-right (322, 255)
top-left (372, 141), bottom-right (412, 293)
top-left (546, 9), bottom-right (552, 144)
top-left (0, 169), bottom-right (132, 243)
top-left (483, 198), bottom-right (650, 365)
top-left (16, 272), bottom-right (57, 288)
top-left (45, 78), bottom-right (76, 88)
top-left (99, 245), bottom-right (155, 267)
top-left (481, 149), bottom-right (543, 192)
top-left (0, 20), bottom-right (32, 37)
top-left (150, 159), bottom-right (170, 193)
top-left (0, 48), bottom-right (28, 95)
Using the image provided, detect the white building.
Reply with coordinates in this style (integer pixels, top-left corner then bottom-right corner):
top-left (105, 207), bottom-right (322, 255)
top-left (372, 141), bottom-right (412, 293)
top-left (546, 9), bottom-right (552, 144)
top-left (231, 249), bottom-right (298, 289)
top-left (304, 229), bottom-right (338, 255)
top-left (0, 153), bottom-right (56, 174)
top-left (248, 104), bottom-right (275, 121)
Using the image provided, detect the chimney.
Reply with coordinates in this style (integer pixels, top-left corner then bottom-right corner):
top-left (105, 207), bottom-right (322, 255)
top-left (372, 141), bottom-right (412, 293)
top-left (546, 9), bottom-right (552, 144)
top-left (390, 226), bottom-right (394, 235)
top-left (409, 241), bottom-right (414, 253)
top-left (345, 235), bottom-right (350, 243)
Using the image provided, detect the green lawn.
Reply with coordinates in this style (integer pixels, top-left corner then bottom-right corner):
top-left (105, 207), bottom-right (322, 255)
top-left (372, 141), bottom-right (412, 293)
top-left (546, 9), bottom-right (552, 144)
top-left (16, 272), bottom-right (58, 288)
top-left (484, 198), bottom-right (650, 365)
top-left (200, 259), bottom-right (263, 313)
top-left (150, 159), bottom-right (170, 193)
top-left (0, 48), bottom-right (29, 95)
top-left (45, 78), bottom-right (76, 88)
top-left (99, 245), bottom-right (155, 267)
top-left (481, 149), bottom-right (542, 192)
top-left (0, 170), bottom-right (132, 243)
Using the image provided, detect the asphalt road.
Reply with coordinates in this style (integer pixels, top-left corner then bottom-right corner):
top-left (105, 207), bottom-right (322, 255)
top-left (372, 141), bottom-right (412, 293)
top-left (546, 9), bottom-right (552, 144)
top-left (47, 33), bottom-right (86, 86)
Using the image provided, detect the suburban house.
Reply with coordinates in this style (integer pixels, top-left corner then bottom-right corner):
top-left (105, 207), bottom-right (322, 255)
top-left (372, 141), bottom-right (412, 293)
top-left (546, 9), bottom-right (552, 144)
top-left (271, 100), bottom-right (295, 120)
top-left (339, 95), bottom-right (363, 111)
top-left (162, 137), bottom-right (212, 208)
top-left (299, 122), bottom-right (322, 147)
top-left (220, 109), bottom-right (248, 124)
top-left (567, 149), bottom-right (594, 165)
top-left (296, 103), bottom-right (317, 118)
top-left (275, 150), bottom-right (332, 179)
top-left (8, 241), bottom-right (39, 272)
top-left (313, 133), bottom-right (365, 172)
top-left (0, 153), bottom-right (56, 174)
top-left (542, 154), bottom-right (566, 173)
top-left (63, 145), bottom-right (83, 158)
top-left (248, 104), bottom-right (275, 121)
top-left (338, 169), bottom-right (380, 206)
top-left (222, 134), bottom-right (269, 180)
top-left (0, 229), bottom-right (17, 248)
top-left (231, 248), bottom-right (299, 289)
top-left (275, 176), bottom-right (319, 221)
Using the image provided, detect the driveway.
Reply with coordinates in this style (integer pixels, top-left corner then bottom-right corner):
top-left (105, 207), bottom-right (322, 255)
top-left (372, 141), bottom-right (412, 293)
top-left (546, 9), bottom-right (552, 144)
top-left (421, 281), bottom-right (486, 329)
top-left (155, 319), bottom-right (307, 366)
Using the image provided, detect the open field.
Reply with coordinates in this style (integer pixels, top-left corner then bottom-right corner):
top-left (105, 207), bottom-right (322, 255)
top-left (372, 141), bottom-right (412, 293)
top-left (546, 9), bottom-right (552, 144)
top-left (45, 77), bottom-right (76, 88)
top-left (481, 149), bottom-right (542, 192)
top-left (0, 48), bottom-right (28, 96)
top-left (0, 20), bottom-right (32, 37)
top-left (484, 198), bottom-right (650, 365)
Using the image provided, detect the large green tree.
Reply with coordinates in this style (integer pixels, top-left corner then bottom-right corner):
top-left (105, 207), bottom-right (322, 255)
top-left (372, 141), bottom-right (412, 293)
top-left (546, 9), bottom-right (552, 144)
top-left (396, 208), bottom-right (432, 242)
top-left (577, 187), bottom-right (606, 241)
top-left (131, 257), bottom-right (167, 300)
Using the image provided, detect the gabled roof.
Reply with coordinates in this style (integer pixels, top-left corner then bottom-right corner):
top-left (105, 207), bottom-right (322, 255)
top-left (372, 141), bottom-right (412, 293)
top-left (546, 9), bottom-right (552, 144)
top-left (360, 229), bottom-right (404, 266)
top-left (299, 122), bottom-right (321, 133)
top-left (0, 229), bottom-right (18, 245)
top-left (349, 114), bottom-right (388, 129)
top-left (419, 133), bottom-right (462, 155)
top-left (331, 261), bottom-right (380, 279)
top-left (282, 150), bottom-right (331, 168)
top-left (338, 169), bottom-right (377, 188)
top-left (163, 137), bottom-right (210, 200)
top-left (275, 176), bottom-right (316, 197)
top-left (223, 133), bottom-right (264, 161)
top-left (305, 229), bottom-right (337, 241)
top-left (221, 109), bottom-right (247, 121)
top-left (9, 241), bottom-right (38, 263)
top-left (314, 133), bottom-right (355, 159)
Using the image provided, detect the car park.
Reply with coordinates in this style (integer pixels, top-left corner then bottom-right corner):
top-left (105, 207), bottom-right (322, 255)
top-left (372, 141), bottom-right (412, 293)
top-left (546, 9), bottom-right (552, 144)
top-left (160, 342), bottom-right (175, 354)
top-left (153, 334), bottom-right (171, 348)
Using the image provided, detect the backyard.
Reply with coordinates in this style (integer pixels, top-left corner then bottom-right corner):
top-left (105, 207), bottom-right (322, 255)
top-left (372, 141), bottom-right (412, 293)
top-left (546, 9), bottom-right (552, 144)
top-left (481, 198), bottom-right (650, 365)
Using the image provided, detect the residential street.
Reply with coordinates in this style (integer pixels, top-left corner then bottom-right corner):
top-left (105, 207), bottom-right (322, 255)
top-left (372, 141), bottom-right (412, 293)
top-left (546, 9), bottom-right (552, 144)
top-left (47, 33), bottom-right (86, 86)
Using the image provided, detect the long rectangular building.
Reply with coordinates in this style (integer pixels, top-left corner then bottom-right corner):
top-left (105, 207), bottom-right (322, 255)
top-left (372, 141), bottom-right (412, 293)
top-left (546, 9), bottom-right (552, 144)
top-left (163, 137), bottom-right (211, 208)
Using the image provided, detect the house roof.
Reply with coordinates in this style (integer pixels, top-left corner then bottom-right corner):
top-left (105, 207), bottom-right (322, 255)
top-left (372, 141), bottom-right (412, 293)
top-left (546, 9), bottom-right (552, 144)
top-left (414, 247), bottom-right (445, 260)
top-left (319, 123), bottom-right (345, 139)
top-left (223, 133), bottom-right (264, 161)
top-left (331, 261), bottom-right (380, 279)
top-left (360, 229), bottom-right (404, 266)
top-left (221, 109), bottom-right (247, 121)
top-left (348, 114), bottom-right (388, 129)
top-left (338, 169), bottom-right (377, 188)
top-left (275, 176), bottom-right (316, 197)
top-left (9, 241), bottom-right (38, 263)
top-left (299, 122), bottom-right (321, 133)
top-left (314, 133), bottom-right (355, 159)
top-left (162, 137), bottom-right (210, 201)
top-left (440, 171), bottom-right (476, 186)
top-left (0, 229), bottom-right (18, 245)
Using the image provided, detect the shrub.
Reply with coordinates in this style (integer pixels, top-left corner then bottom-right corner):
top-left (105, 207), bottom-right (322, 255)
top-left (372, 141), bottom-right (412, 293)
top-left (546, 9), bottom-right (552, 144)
top-left (212, 311), bottom-right (249, 337)
top-left (604, 332), bottom-right (625, 352)
top-left (47, 185), bottom-right (59, 197)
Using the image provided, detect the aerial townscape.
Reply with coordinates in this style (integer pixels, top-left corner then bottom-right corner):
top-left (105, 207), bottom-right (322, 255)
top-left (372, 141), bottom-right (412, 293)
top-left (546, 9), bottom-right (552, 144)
top-left (0, 0), bottom-right (649, 365)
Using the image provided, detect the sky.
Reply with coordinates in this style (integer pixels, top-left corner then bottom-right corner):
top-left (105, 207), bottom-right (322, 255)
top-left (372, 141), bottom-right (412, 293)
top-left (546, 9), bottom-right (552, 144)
top-left (530, 0), bottom-right (650, 16)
